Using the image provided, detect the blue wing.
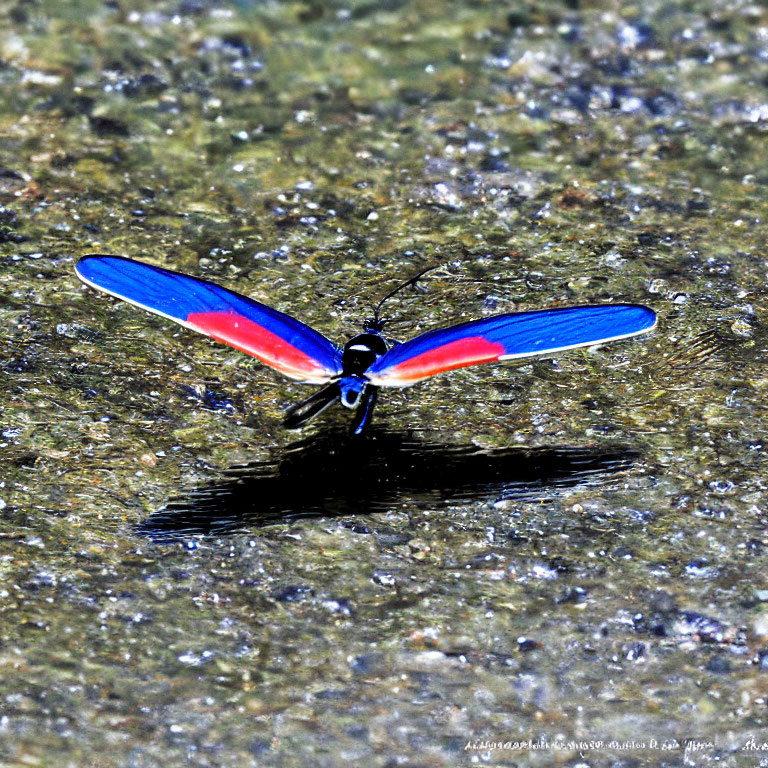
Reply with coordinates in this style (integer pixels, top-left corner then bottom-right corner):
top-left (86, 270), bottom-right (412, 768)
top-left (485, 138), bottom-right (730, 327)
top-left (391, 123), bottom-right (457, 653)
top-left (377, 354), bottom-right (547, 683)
top-left (366, 304), bottom-right (657, 387)
top-left (75, 255), bottom-right (343, 383)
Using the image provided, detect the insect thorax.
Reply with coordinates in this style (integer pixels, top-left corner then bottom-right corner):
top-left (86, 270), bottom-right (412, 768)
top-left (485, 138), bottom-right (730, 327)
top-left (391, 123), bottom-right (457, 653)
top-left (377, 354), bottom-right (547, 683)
top-left (341, 332), bottom-right (388, 376)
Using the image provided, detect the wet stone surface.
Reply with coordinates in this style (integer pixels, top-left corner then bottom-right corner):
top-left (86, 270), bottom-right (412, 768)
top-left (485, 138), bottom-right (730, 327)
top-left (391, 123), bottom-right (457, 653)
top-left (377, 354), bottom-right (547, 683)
top-left (1, 0), bottom-right (768, 766)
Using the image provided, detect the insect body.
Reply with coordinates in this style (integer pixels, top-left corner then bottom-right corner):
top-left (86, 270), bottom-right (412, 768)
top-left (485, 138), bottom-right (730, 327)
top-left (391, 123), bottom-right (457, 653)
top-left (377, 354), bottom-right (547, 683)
top-left (75, 255), bottom-right (657, 435)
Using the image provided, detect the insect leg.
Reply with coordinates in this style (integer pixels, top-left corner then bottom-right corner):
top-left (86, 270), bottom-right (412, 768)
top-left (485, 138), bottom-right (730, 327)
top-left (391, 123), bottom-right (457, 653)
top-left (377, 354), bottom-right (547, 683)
top-left (350, 386), bottom-right (379, 436)
top-left (283, 382), bottom-right (341, 429)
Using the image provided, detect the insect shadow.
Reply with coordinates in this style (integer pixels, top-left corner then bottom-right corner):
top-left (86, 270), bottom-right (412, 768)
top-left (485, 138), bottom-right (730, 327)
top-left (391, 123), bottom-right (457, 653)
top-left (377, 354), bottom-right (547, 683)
top-left (135, 428), bottom-right (639, 542)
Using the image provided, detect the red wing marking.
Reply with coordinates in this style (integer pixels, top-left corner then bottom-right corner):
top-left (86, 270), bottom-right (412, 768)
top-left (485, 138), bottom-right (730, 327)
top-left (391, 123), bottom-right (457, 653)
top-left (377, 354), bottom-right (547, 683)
top-left (187, 311), bottom-right (331, 381)
top-left (381, 336), bottom-right (505, 383)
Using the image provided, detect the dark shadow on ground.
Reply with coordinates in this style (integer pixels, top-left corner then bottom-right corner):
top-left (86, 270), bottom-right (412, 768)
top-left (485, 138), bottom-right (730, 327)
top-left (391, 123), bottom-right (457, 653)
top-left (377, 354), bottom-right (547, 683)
top-left (135, 428), bottom-right (639, 541)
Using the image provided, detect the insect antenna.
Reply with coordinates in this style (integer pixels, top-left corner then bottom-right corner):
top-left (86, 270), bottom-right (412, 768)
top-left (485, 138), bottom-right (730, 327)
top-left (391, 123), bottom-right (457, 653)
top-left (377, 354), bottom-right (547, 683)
top-left (369, 264), bottom-right (442, 330)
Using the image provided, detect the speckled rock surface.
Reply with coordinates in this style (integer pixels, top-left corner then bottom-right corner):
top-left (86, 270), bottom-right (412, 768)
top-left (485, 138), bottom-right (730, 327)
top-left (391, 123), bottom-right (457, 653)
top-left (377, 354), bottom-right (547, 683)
top-left (1, 1), bottom-right (767, 766)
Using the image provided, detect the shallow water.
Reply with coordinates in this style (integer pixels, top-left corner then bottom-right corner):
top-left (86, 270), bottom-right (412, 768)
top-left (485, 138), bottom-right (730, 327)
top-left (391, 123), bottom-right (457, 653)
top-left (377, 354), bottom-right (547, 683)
top-left (1, 0), bottom-right (768, 766)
